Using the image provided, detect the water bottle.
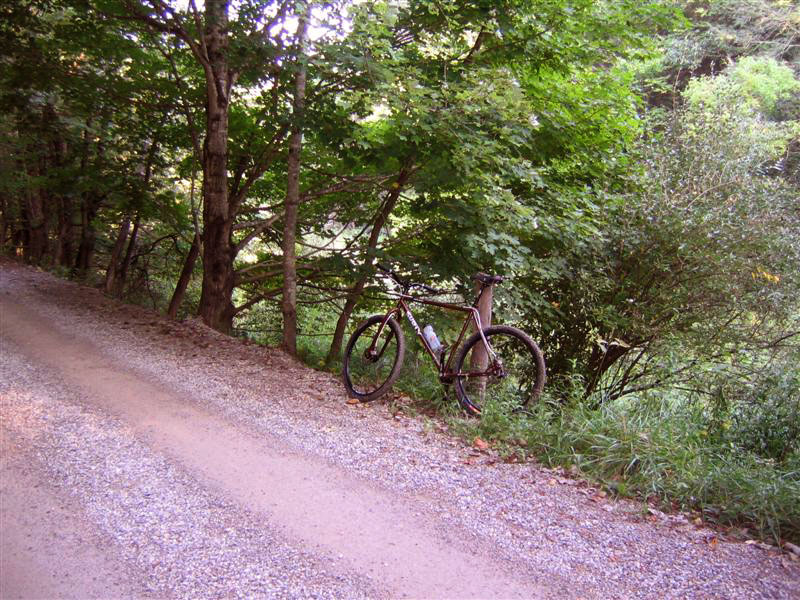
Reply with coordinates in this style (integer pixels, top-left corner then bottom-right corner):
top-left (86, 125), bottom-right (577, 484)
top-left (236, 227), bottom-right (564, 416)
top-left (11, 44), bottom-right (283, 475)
top-left (422, 325), bottom-right (442, 354)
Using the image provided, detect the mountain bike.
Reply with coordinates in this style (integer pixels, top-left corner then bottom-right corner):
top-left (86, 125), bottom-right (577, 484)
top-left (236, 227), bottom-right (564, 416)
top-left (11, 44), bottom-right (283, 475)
top-left (342, 265), bottom-right (546, 416)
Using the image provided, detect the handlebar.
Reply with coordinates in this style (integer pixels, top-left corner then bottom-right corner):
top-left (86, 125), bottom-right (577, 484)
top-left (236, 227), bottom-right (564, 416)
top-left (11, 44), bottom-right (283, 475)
top-left (376, 263), bottom-right (443, 295)
top-left (473, 272), bottom-right (505, 285)
top-left (376, 263), bottom-right (404, 286)
top-left (377, 264), bottom-right (503, 295)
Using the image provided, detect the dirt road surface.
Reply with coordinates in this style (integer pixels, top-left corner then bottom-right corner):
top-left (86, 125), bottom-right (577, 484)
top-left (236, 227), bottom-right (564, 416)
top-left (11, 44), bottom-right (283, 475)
top-left (1, 260), bottom-right (798, 599)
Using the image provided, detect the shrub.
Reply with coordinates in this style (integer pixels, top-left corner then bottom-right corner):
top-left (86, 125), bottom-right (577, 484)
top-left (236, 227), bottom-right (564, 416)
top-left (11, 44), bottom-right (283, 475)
top-left (718, 358), bottom-right (800, 463)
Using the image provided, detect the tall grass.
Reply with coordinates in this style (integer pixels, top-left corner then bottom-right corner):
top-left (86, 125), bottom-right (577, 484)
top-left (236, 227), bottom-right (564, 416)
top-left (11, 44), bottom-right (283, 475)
top-left (461, 393), bottom-right (800, 544)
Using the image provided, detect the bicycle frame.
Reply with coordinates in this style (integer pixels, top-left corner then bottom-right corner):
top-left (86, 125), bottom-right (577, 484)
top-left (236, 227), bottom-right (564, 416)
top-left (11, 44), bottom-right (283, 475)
top-left (368, 287), bottom-right (499, 383)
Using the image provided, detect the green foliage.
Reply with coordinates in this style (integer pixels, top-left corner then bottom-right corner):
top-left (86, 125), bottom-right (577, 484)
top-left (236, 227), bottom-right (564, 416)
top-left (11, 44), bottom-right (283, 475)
top-left (4, 0), bottom-right (799, 548)
top-left (648, 0), bottom-right (800, 78)
top-left (456, 391), bottom-right (800, 543)
top-left (684, 55), bottom-right (800, 119)
top-left (715, 356), bottom-right (800, 462)
top-left (528, 74), bottom-right (800, 401)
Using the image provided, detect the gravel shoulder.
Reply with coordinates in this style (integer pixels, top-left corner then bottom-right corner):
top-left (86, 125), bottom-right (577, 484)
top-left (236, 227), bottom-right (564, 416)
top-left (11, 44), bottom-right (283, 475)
top-left (1, 260), bottom-right (798, 599)
top-left (1, 427), bottom-right (149, 600)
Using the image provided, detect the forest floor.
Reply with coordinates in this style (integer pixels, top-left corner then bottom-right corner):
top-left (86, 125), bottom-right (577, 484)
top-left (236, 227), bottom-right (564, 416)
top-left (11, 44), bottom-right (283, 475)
top-left (1, 258), bottom-right (798, 600)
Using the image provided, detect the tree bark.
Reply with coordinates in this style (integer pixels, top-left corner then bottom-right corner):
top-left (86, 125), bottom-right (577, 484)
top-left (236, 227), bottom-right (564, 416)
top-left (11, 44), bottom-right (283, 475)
top-left (49, 117), bottom-right (71, 267)
top-left (54, 195), bottom-right (75, 267)
top-left (197, 0), bottom-right (237, 334)
top-left (281, 2), bottom-right (310, 356)
top-left (0, 196), bottom-right (7, 252)
top-left (115, 212), bottom-right (140, 296)
top-left (168, 234), bottom-right (200, 318)
top-left (24, 189), bottom-right (47, 265)
top-left (324, 166), bottom-right (412, 367)
top-left (74, 119), bottom-right (107, 276)
top-left (168, 169), bottom-right (200, 319)
top-left (583, 343), bottom-right (633, 401)
top-left (73, 195), bottom-right (99, 274)
top-left (20, 111), bottom-right (47, 264)
top-left (104, 216), bottom-right (131, 294)
top-left (5, 194), bottom-right (24, 257)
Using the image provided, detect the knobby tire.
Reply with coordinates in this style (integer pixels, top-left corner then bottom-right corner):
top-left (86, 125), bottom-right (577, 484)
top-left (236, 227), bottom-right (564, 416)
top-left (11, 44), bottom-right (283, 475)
top-left (343, 315), bottom-right (406, 402)
top-left (453, 325), bottom-right (545, 416)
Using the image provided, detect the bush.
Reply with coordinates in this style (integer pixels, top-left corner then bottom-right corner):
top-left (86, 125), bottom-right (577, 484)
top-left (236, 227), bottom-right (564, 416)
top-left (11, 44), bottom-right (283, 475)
top-left (717, 359), bottom-right (800, 463)
top-left (455, 389), bottom-right (800, 544)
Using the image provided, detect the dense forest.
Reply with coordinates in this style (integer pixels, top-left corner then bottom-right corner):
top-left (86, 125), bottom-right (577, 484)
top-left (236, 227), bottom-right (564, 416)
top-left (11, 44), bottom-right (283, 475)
top-left (1, 0), bottom-right (798, 545)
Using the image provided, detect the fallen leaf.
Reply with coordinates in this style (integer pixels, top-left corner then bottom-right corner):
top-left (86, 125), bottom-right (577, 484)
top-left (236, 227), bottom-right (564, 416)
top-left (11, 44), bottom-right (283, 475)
top-left (473, 437), bottom-right (490, 451)
top-left (346, 397), bottom-right (360, 405)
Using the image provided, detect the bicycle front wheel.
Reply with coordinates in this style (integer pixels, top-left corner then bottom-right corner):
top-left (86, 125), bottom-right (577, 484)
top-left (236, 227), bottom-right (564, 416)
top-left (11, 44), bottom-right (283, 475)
top-left (454, 325), bottom-right (545, 416)
top-left (343, 315), bottom-right (405, 402)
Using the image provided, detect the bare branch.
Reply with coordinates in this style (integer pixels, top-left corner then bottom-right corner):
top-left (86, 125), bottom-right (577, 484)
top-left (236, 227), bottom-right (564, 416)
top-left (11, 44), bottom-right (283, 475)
top-left (234, 213), bottom-right (284, 254)
top-left (229, 123), bottom-right (291, 215)
top-left (233, 286), bottom-right (283, 315)
top-left (158, 44), bottom-right (203, 161)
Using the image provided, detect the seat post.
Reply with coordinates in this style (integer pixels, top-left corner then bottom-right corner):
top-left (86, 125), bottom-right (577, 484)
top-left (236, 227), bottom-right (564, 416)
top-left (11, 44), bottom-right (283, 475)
top-left (470, 276), bottom-right (494, 389)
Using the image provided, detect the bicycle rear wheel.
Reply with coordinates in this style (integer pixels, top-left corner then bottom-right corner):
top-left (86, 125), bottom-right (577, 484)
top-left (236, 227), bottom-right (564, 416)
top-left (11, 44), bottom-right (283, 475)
top-left (454, 325), bottom-right (545, 416)
top-left (343, 315), bottom-right (405, 401)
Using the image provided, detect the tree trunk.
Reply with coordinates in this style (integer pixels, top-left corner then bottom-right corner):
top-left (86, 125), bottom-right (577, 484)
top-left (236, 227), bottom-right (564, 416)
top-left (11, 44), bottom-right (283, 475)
top-left (74, 119), bottom-right (107, 276)
top-left (104, 216), bottom-right (131, 294)
top-left (49, 120), bottom-right (70, 266)
top-left (5, 194), bottom-right (24, 257)
top-left (281, 2), bottom-right (310, 356)
top-left (115, 212), bottom-right (140, 296)
top-left (583, 343), bottom-right (632, 400)
top-left (73, 195), bottom-right (99, 274)
top-left (167, 234), bottom-right (200, 318)
top-left (54, 196), bottom-right (75, 267)
top-left (197, 0), bottom-right (236, 334)
top-left (324, 166), bottom-right (412, 367)
top-left (0, 195), bottom-right (21, 257)
top-left (24, 189), bottom-right (47, 265)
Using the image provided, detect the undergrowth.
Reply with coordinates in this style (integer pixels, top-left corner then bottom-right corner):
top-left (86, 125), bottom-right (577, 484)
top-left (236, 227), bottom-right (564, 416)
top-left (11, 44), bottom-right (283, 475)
top-left (458, 393), bottom-right (800, 546)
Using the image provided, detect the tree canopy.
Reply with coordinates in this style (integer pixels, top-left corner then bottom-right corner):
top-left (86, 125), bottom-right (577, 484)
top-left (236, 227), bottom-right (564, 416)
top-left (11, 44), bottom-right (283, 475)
top-left (1, 0), bottom-right (797, 401)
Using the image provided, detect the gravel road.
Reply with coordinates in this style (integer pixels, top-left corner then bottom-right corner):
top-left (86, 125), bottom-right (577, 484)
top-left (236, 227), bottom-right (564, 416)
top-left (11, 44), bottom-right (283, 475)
top-left (1, 260), bottom-right (798, 599)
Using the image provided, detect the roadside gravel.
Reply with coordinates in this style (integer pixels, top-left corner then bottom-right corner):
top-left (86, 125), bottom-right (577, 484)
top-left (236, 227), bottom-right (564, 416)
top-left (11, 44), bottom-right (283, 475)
top-left (2, 260), bottom-right (799, 599)
top-left (1, 340), bottom-right (381, 599)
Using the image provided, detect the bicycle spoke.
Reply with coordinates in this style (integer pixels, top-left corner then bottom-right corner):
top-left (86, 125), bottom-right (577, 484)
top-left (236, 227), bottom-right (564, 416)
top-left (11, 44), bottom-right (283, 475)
top-left (343, 316), bottom-right (405, 401)
top-left (455, 326), bottom-right (545, 415)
